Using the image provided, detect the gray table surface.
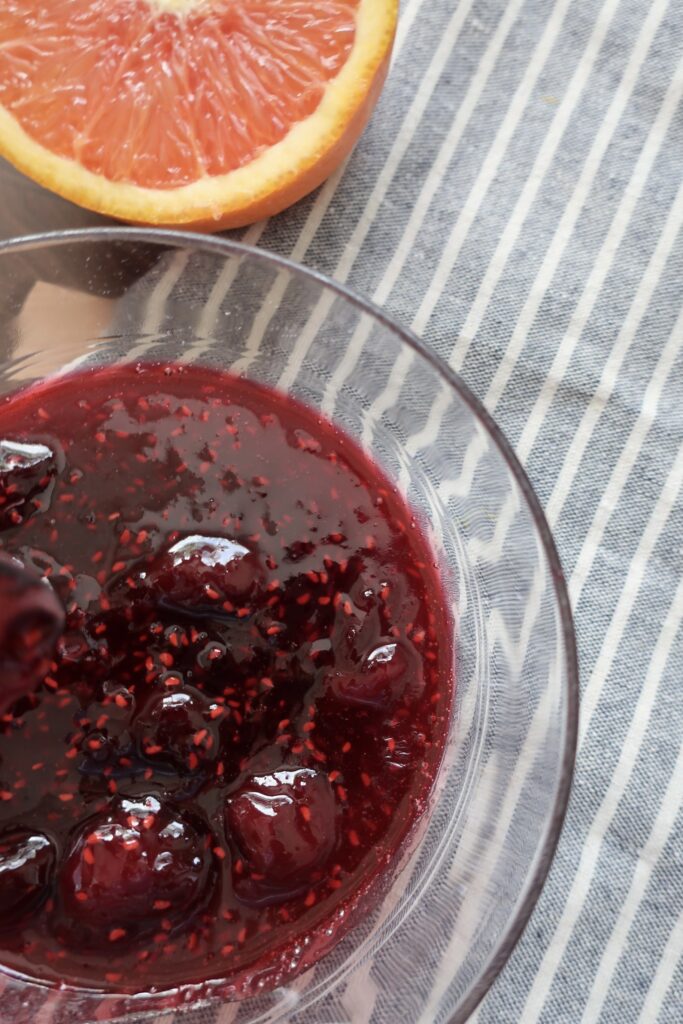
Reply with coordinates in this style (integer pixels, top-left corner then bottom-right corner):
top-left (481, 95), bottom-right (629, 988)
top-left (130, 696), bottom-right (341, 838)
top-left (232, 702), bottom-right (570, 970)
top-left (0, 1), bottom-right (681, 1020)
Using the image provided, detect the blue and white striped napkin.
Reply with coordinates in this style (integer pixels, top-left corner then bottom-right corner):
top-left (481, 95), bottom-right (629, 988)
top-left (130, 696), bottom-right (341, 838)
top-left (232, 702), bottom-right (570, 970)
top-left (226, 2), bottom-right (683, 1019)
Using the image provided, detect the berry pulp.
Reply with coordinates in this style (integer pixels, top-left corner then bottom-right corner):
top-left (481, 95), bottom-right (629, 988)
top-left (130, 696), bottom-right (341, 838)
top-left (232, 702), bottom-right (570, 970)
top-left (0, 362), bottom-right (452, 997)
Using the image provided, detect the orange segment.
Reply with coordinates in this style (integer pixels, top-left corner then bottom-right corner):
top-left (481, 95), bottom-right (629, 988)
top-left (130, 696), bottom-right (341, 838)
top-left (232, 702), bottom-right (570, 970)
top-left (0, 0), bottom-right (397, 228)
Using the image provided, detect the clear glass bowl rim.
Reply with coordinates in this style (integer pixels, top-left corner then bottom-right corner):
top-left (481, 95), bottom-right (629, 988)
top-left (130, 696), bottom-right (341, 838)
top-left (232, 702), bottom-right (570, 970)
top-left (0, 225), bottom-right (579, 1024)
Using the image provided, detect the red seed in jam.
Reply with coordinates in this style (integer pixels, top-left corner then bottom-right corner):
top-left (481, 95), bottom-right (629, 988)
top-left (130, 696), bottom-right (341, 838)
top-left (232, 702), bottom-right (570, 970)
top-left (0, 362), bottom-right (452, 997)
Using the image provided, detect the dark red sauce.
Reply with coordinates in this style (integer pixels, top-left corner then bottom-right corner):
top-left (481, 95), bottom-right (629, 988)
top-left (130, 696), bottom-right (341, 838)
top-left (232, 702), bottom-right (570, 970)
top-left (0, 362), bottom-right (451, 996)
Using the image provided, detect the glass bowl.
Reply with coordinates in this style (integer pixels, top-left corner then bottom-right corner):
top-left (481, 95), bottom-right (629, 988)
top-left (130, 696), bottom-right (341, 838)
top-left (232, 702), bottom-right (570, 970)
top-left (0, 228), bottom-right (577, 1024)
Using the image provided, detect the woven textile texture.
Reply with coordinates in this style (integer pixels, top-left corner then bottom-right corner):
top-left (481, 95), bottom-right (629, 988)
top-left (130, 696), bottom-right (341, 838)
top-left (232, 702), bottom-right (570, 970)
top-left (0, 0), bottom-right (682, 1021)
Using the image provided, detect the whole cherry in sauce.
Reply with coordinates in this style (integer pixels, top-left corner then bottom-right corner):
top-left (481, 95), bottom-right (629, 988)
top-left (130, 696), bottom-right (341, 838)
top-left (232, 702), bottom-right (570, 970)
top-left (133, 686), bottom-right (220, 772)
top-left (327, 639), bottom-right (422, 708)
top-left (227, 766), bottom-right (338, 897)
top-left (148, 535), bottom-right (265, 610)
top-left (59, 795), bottom-right (213, 947)
top-left (0, 550), bottom-right (64, 714)
top-left (0, 829), bottom-right (55, 921)
top-left (0, 439), bottom-right (57, 531)
top-left (0, 362), bottom-right (452, 997)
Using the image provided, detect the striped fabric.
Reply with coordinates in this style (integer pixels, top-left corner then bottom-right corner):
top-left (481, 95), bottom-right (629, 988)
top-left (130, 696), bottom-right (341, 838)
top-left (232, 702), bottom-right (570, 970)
top-left (0, 0), bottom-right (682, 1021)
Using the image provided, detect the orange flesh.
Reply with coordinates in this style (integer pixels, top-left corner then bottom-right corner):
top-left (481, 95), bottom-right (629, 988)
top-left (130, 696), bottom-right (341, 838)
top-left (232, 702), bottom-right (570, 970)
top-left (0, 0), bottom-right (359, 189)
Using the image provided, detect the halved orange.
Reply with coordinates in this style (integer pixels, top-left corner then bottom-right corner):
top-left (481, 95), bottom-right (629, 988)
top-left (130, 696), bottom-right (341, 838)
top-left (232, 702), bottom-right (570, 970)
top-left (0, 0), bottom-right (397, 230)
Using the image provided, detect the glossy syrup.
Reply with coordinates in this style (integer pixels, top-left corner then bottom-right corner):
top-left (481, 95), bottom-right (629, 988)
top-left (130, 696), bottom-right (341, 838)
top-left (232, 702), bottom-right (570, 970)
top-left (0, 362), bottom-right (452, 996)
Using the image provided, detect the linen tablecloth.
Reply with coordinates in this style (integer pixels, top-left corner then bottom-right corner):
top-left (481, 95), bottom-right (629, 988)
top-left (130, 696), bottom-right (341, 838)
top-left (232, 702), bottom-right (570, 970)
top-left (0, 0), bottom-right (681, 1020)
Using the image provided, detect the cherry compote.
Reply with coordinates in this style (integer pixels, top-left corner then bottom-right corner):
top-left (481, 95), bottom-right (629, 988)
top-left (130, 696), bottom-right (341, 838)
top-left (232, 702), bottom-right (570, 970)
top-left (0, 362), bottom-right (452, 995)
